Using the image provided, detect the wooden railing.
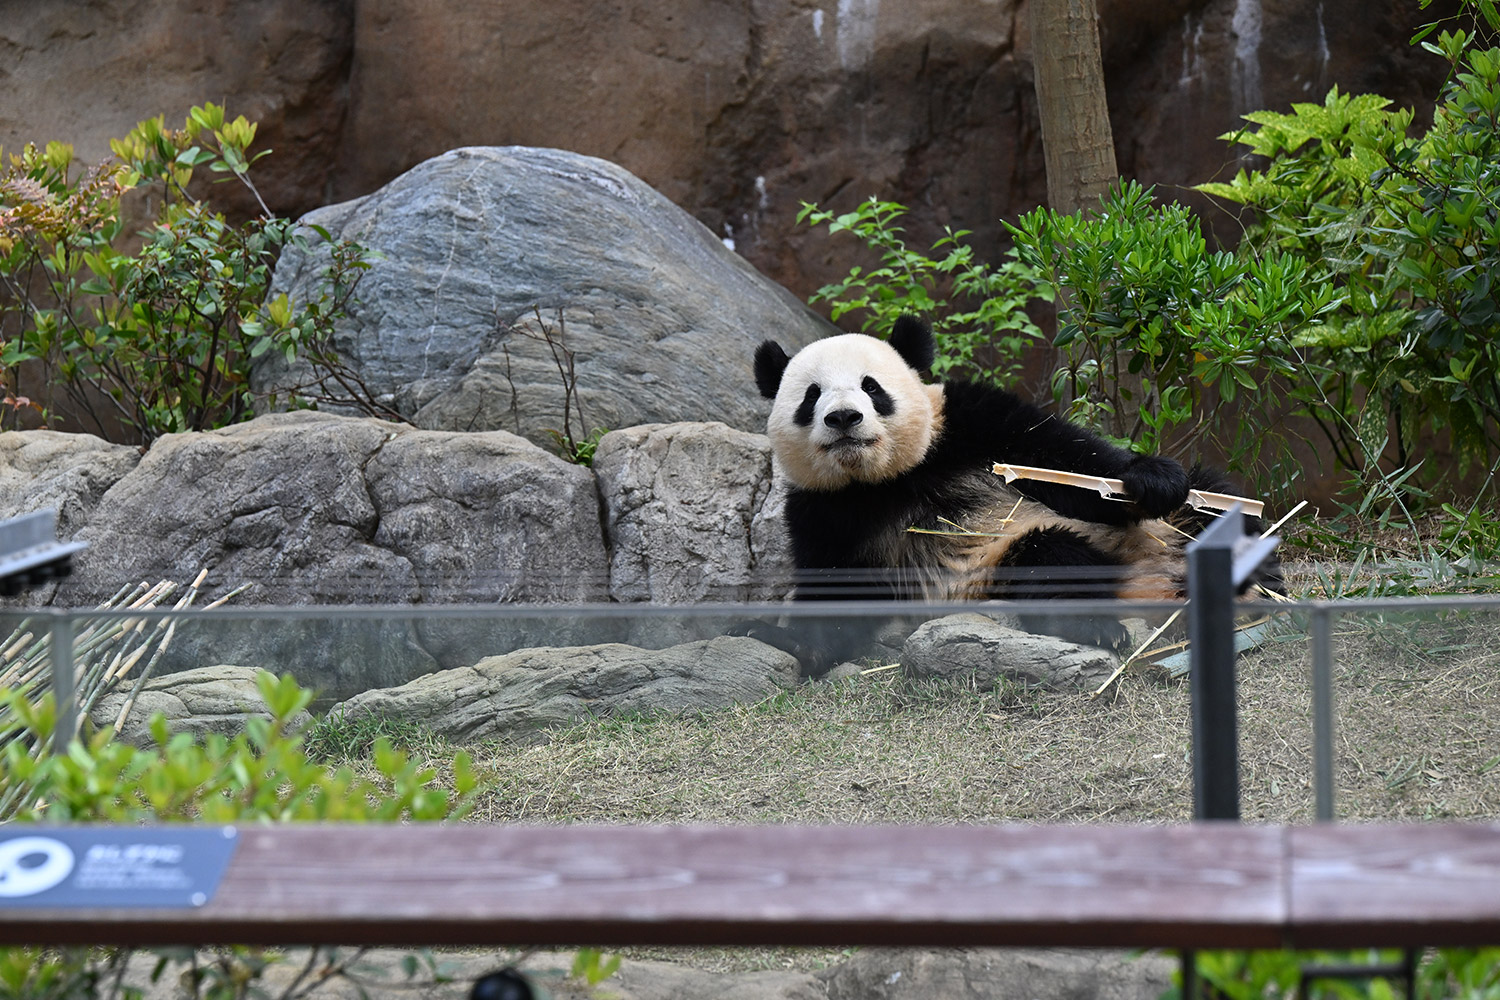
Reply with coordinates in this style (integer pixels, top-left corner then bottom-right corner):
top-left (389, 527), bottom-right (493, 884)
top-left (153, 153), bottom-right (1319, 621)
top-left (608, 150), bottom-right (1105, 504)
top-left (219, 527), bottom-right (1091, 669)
top-left (6, 822), bottom-right (1500, 949)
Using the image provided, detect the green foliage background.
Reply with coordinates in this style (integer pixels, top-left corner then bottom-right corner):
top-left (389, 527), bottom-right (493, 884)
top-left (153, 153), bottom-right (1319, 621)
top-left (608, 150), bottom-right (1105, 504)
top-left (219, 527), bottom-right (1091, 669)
top-left (0, 104), bottom-right (377, 445)
top-left (800, 1), bottom-right (1500, 519)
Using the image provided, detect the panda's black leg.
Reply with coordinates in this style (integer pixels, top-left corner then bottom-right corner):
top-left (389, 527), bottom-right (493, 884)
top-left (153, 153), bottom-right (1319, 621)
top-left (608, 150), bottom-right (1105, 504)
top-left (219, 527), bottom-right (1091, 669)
top-left (992, 526), bottom-right (1125, 599)
top-left (725, 617), bottom-right (872, 678)
top-left (993, 526), bottom-right (1132, 654)
top-left (1013, 610), bottom-right (1131, 656)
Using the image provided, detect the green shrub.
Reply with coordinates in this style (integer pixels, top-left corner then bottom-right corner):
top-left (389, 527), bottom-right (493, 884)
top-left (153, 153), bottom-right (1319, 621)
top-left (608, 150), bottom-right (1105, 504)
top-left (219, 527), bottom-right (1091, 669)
top-left (795, 3), bottom-right (1500, 515)
top-left (0, 103), bottom-right (377, 445)
top-left (796, 197), bottom-right (1049, 386)
top-left (1007, 179), bottom-right (1338, 467)
top-left (795, 186), bottom-right (1339, 491)
top-left (0, 671), bottom-right (483, 1000)
top-left (1197, 7), bottom-right (1500, 490)
top-left (1, 670), bottom-right (477, 823)
top-left (1168, 947), bottom-right (1500, 1000)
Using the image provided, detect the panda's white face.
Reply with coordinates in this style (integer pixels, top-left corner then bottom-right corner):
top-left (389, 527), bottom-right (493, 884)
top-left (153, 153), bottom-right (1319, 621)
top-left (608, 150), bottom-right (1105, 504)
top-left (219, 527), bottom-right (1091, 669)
top-left (766, 334), bottom-right (942, 490)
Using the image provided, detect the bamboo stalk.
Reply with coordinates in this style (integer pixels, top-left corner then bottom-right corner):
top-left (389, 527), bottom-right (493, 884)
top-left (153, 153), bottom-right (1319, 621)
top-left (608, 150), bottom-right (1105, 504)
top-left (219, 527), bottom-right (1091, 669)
top-left (1259, 500), bottom-right (1307, 539)
top-left (106, 575), bottom-right (245, 735)
top-left (94, 574), bottom-right (206, 723)
top-left (991, 463), bottom-right (1266, 518)
top-left (1, 573), bottom-right (245, 816)
top-left (859, 663), bottom-right (902, 675)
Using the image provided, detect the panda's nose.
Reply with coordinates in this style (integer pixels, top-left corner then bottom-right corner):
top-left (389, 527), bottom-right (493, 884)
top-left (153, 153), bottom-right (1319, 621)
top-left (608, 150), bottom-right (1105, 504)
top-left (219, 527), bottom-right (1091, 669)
top-left (825, 408), bottom-right (863, 432)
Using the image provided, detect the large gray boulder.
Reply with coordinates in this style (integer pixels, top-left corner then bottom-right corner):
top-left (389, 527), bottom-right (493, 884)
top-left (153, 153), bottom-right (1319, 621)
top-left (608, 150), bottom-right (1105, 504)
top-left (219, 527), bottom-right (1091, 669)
top-left (32, 412), bottom-right (611, 701)
top-left (55, 411), bottom-right (607, 607)
top-left (256, 146), bottom-right (834, 447)
top-left (334, 636), bottom-right (800, 744)
top-left (0, 430), bottom-right (140, 535)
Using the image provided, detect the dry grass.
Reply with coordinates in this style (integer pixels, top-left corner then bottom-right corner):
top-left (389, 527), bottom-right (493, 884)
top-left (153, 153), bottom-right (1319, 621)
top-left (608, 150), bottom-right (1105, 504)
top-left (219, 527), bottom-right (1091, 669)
top-left (331, 604), bottom-right (1500, 829)
top-left (469, 675), bottom-right (1191, 825)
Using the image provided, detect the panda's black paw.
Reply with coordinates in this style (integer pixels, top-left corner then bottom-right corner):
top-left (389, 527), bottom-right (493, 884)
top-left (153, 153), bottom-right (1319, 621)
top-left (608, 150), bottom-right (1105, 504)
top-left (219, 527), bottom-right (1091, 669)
top-left (726, 618), bottom-right (790, 647)
top-left (1121, 455), bottom-right (1190, 518)
top-left (1017, 612), bottom-right (1131, 656)
top-left (726, 620), bottom-right (834, 677)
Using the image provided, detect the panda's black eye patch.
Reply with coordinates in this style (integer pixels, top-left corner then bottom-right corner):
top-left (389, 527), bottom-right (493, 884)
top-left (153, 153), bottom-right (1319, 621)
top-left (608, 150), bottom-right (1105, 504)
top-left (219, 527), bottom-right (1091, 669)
top-left (794, 383), bottom-right (821, 427)
top-left (862, 376), bottom-right (895, 417)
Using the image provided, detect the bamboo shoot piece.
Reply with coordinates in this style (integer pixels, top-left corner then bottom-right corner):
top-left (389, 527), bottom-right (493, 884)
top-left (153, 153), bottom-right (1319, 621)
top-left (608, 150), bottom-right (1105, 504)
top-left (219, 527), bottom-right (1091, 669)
top-left (991, 463), bottom-right (1264, 518)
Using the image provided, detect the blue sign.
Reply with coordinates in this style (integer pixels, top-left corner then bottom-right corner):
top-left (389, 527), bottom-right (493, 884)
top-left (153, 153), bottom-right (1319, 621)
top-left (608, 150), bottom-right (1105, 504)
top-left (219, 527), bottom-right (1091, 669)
top-left (0, 827), bottom-right (238, 908)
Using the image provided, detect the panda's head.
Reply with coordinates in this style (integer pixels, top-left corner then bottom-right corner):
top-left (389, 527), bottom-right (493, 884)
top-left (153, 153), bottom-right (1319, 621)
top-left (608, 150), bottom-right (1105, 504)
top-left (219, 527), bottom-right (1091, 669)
top-left (754, 316), bottom-right (944, 490)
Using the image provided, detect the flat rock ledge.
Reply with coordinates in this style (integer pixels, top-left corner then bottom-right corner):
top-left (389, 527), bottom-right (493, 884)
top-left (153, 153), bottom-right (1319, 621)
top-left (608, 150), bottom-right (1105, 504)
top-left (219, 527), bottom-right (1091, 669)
top-left (88, 665), bottom-right (311, 746)
top-left (333, 635), bottom-right (800, 743)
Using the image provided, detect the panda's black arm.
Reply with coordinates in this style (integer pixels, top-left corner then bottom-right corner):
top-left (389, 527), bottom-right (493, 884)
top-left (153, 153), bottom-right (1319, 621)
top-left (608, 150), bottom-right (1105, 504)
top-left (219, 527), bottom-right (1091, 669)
top-left (941, 383), bottom-right (1189, 524)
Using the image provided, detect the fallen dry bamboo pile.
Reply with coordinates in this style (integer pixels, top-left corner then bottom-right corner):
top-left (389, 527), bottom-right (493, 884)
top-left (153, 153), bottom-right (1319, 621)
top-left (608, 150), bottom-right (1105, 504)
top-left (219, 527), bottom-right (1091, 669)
top-left (0, 572), bottom-right (246, 818)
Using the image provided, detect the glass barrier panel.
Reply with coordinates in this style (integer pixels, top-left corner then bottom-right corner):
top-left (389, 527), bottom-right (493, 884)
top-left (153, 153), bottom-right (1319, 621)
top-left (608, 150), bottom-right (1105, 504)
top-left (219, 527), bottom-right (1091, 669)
top-left (7, 597), bottom-right (1496, 827)
top-left (1321, 602), bottom-right (1500, 823)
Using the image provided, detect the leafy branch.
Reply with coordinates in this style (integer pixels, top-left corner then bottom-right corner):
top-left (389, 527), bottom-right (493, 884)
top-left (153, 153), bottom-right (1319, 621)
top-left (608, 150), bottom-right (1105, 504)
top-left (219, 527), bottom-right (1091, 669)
top-left (0, 103), bottom-right (380, 444)
top-left (797, 198), bottom-right (1048, 387)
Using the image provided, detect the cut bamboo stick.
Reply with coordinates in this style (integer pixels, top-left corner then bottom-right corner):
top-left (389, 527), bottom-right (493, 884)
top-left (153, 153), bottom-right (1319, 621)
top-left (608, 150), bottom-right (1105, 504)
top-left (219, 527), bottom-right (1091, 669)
top-left (991, 463), bottom-right (1265, 518)
top-left (0, 572), bottom-right (246, 789)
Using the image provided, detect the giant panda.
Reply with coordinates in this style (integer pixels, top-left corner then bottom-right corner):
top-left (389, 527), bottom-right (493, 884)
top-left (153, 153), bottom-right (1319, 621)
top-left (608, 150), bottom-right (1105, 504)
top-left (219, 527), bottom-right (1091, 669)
top-left (741, 315), bottom-right (1274, 675)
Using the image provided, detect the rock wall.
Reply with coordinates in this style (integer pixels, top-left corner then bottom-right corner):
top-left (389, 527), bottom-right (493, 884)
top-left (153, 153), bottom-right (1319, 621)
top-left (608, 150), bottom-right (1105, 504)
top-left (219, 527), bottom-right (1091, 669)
top-left (0, 0), bottom-right (1457, 300)
top-left (0, 413), bottom-right (792, 700)
top-left (0, 1), bottom-right (352, 225)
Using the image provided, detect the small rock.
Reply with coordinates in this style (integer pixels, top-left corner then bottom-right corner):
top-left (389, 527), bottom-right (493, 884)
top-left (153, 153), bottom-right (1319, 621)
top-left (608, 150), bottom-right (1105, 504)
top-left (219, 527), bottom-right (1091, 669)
top-left (88, 665), bottom-right (308, 746)
top-left (901, 613), bottom-right (1119, 690)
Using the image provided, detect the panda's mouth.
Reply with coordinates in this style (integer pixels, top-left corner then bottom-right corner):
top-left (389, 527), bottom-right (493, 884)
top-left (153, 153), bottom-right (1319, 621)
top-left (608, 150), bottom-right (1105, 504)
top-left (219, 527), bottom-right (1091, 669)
top-left (824, 434), bottom-right (878, 464)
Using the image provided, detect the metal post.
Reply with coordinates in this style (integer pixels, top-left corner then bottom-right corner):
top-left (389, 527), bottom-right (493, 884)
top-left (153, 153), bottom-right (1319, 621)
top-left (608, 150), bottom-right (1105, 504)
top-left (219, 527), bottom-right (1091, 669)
top-left (1310, 605), bottom-right (1336, 822)
top-left (1181, 950), bottom-right (1199, 1000)
top-left (50, 613), bottom-right (77, 752)
top-left (1187, 512), bottom-right (1241, 821)
top-left (1182, 507), bottom-right (1279, 996)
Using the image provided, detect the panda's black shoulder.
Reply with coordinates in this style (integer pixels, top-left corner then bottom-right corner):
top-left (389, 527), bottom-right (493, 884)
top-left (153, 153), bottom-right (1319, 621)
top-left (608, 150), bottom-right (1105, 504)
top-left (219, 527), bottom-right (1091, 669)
top-left (923, 378), bottom-right (1046, 464)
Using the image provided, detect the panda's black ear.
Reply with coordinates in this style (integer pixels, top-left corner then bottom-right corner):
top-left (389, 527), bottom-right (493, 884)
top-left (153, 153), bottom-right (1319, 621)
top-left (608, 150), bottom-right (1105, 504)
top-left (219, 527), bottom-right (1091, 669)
top-left (754, 341), bottom-right (791, 399)
top-left (889, 315), bottom-right (936, 372)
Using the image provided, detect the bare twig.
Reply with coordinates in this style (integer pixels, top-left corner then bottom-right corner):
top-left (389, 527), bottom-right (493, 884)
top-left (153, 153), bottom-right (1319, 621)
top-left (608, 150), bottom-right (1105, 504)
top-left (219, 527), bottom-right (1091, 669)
top-left (493, 306), bottom-right (596, 459)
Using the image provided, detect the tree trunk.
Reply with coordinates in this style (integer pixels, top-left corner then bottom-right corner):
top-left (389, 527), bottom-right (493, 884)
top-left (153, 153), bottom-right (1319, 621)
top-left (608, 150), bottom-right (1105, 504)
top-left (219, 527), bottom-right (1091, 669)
top-left (1028, 0), bottom-right (1118, 216)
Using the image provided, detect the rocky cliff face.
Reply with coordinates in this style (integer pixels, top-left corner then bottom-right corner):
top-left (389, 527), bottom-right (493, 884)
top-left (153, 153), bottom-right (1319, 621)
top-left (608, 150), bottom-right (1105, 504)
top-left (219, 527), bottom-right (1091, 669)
top-left (1, 0), bottom-right (1455, 300)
